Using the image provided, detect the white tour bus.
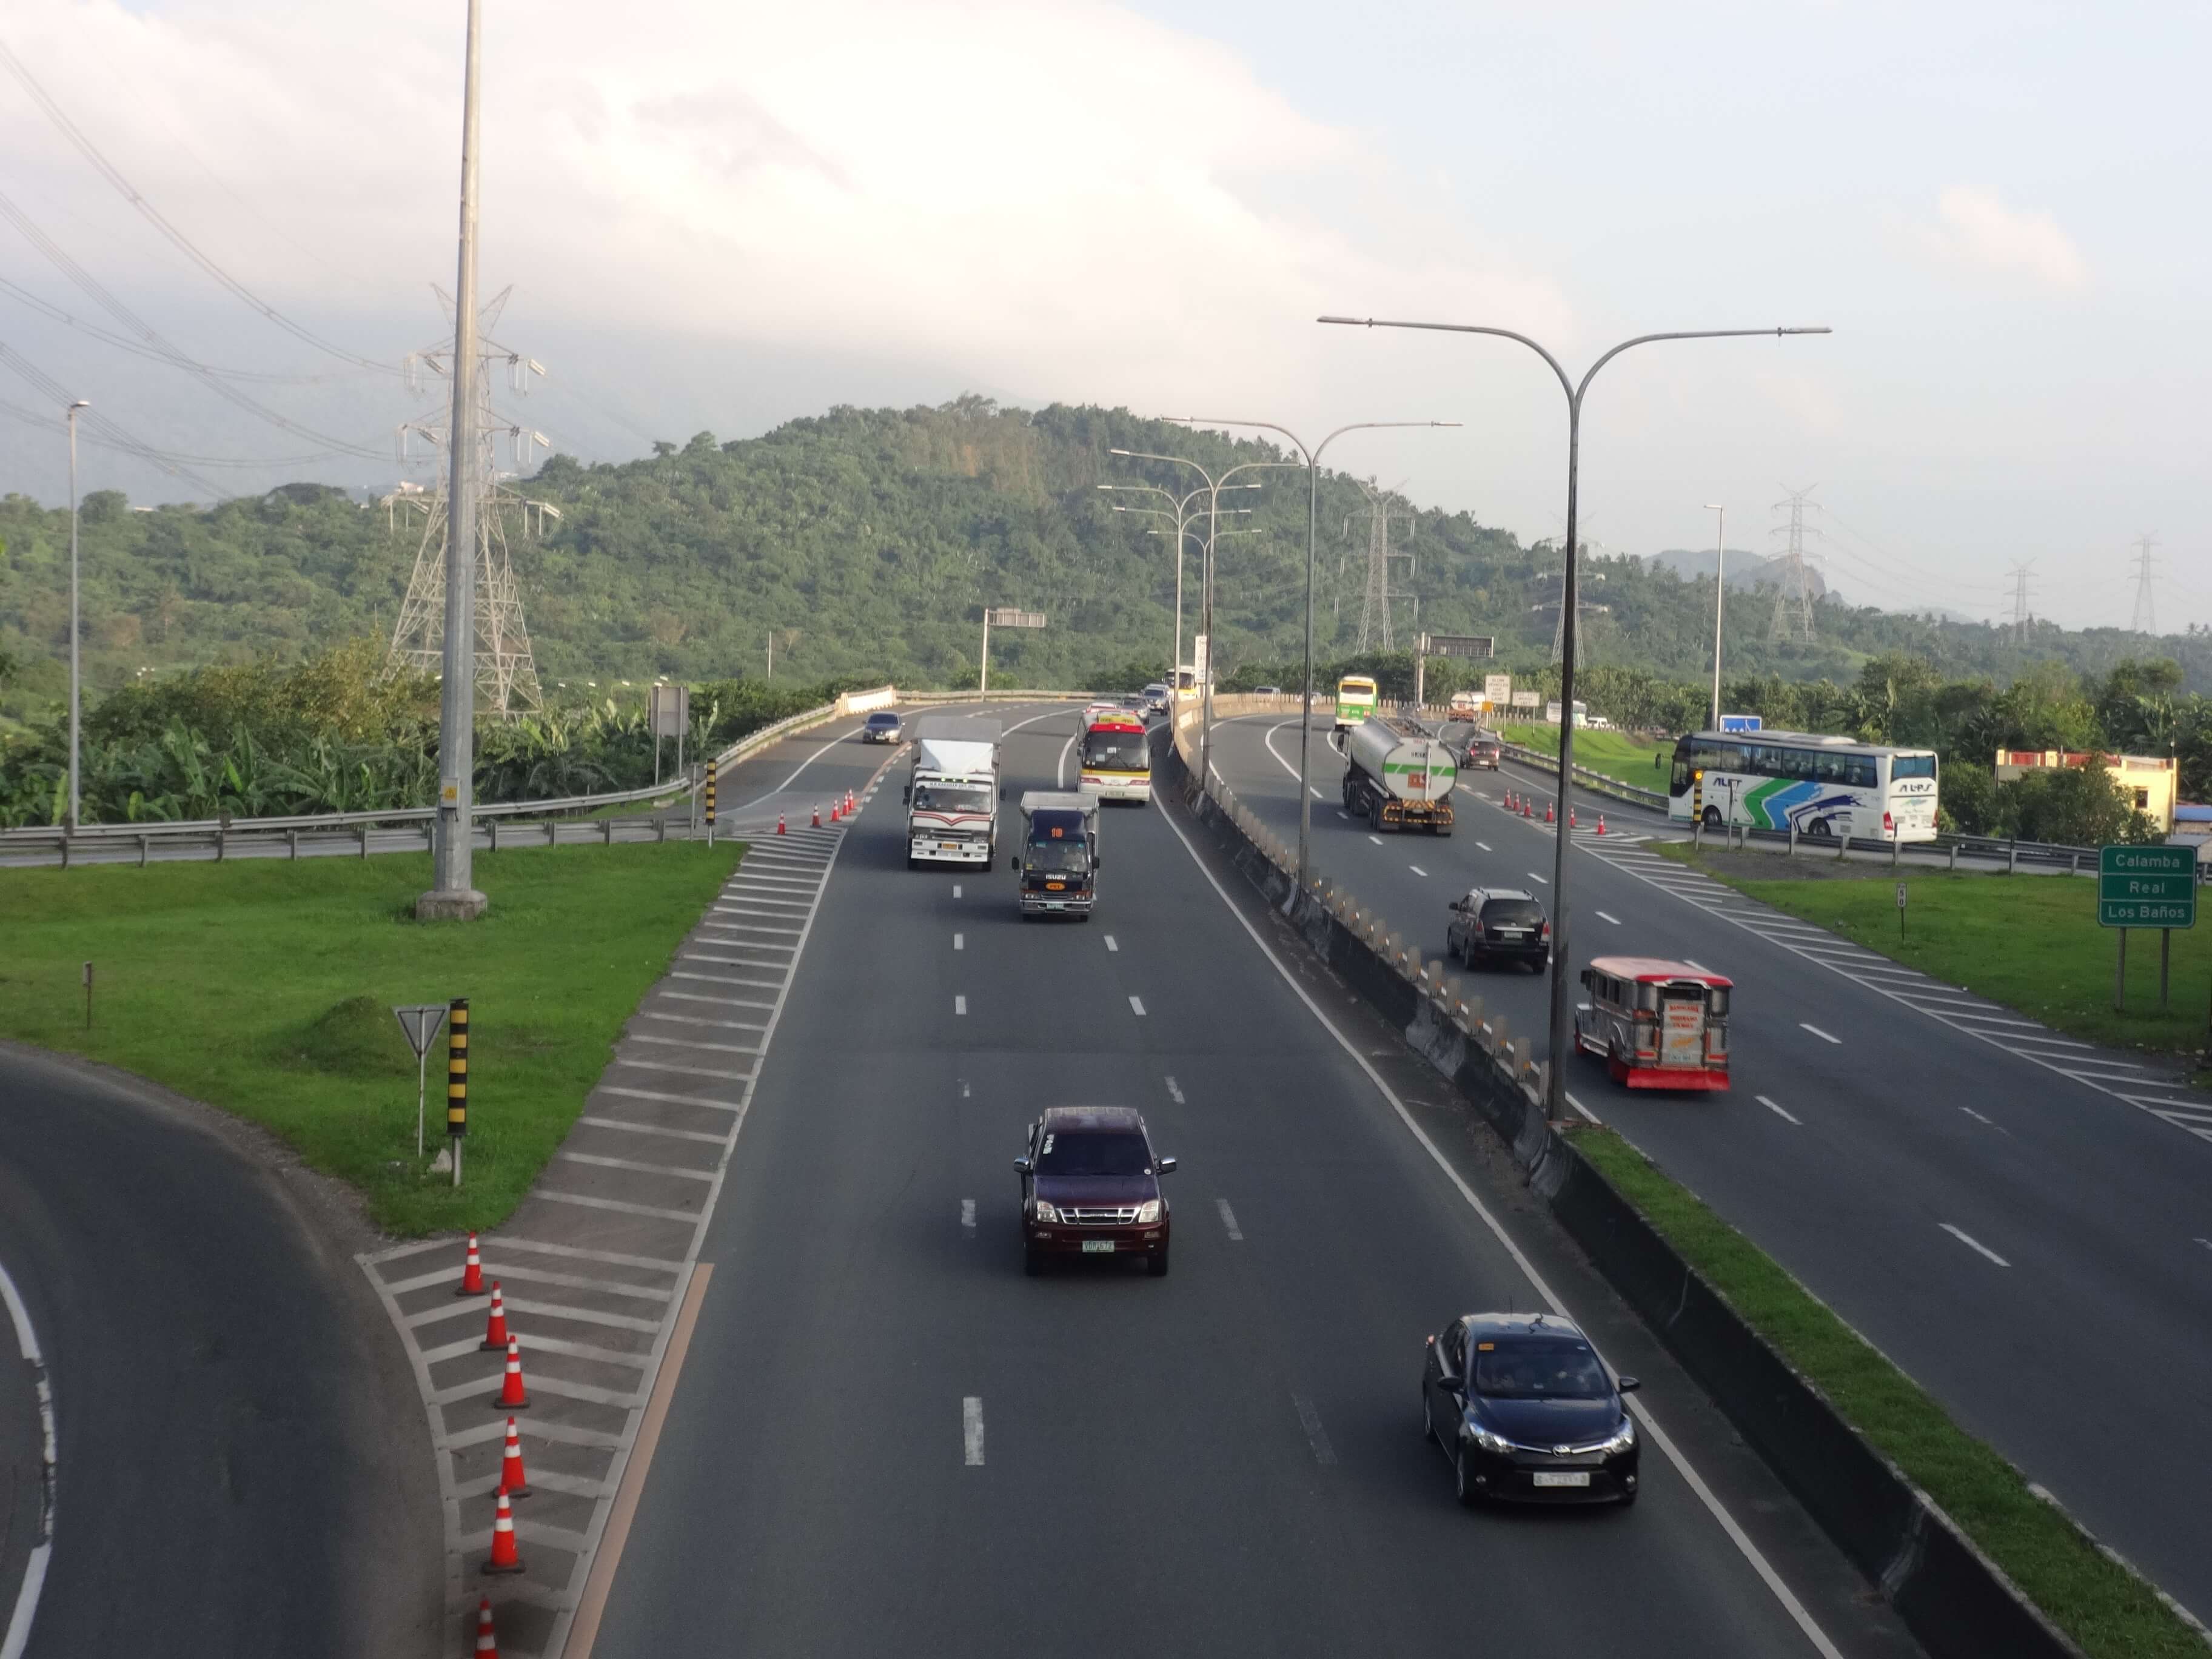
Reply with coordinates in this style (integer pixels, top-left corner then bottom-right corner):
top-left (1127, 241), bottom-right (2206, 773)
top-left (1668, 729), bottom-right (1939, 842)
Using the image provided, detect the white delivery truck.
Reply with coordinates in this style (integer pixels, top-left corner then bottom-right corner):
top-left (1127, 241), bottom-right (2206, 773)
top-left (1340, 713), bottom-right (1456, 834)
top-left (905, 715), bottom-right (1004, 868)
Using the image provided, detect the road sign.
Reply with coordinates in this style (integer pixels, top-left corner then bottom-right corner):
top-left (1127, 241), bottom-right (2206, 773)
top-left (1510, 689), bottom-right (1541, 709)
top-left (1423, 634), bottom-right (1495, 660)
top-left (1895, 883), bottom-right (1907, 909)
top-left (1483, 673), bottom-right (1511, 703)
top-left (2097, 845), bottom-right (2197, 929)
top-left (1191, 634), bottom-right (1210, 687)
top-left (648, 682), bottom-right (689, 738)
top-left (985, 608), bottom-right (1046, 629)
top-left (1896, 882), bottom-right (1908, 940)
top-left (394, 1004), bottom-right (450, 1159)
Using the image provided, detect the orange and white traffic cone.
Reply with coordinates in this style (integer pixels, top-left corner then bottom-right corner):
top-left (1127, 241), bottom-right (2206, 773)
top-left (1521, 797), bottom-right (1532, 818)
top-left (498, 1416), bottom-right (531, 1498)
top-left (1504, 789), bottom-right (1515, 812)
top-left (1544, 800), bottom-right (1555, 823)
top-left (455, 1232), bottom-right (484, 1298)
top-left (845, 789), bottom-right (855, 814)
top-left (479, 1282), bottom-right (509, 1352)
top-left (811, 805), bottom-right (821, 828)
top-left (776, 813), bottom-right (786, 836)
top-left (1569, 806), bottom-right (1578, 830)
top-left (471, 1597), bottom-right (500, 1656)
top-left (494, 1336), bottom-right (531, 1410)
top-left (1596, 814), bottom-right (1607, 836)
top-left (482, 1485), bottom-right (525, 1575)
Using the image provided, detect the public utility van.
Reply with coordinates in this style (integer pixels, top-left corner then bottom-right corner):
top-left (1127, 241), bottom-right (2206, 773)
top-left (1574, 957), bottom-right (1732, 1091)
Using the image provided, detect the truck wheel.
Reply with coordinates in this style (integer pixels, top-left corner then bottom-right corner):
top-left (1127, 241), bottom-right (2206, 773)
top-left (1701, 806), bottom-right (1723, 828)
top-left (1147, 1247), bottom-right (1170, 1279)
top-left (1370, 798), bottom-right (1385, 832)
top-left (906, 854), bottom-right (917, 870)
top-left (1024, 1248), bottom-right (1044, 1277)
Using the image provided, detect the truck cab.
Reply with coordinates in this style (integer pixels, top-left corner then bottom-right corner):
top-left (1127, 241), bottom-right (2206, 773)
top-left (905, 715), bottom-right (1003, 868)
top-left (1012, 790), bottom-right (1100, 919)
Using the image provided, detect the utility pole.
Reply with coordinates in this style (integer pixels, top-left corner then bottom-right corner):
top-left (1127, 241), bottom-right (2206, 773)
top-left (1703, 503), bottom-right (1724, 729)
top-left (1768, 485), bottom-right (1822, 644)
top-left (418, 0), bottom-right (488, 922)
top-left (65, 398), bottom-right (89, 831)
top-left (2129, 534), bottom-right (2159, 635)
top-left (1342, 478), bottom-right (1416, 651)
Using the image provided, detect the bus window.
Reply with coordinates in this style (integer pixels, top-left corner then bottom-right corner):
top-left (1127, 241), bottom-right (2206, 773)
top-left (1891, 754), bottom-right (1936, 780)
top-left (1848, 756), bottom-right (1877, 788)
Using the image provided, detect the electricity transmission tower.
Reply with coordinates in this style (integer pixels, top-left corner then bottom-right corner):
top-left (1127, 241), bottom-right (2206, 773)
top-left (1768, 485), bottom-right (1823, 644)
top-left (2129, 534), bottom-right (2159, 635)
top-left (2005, 560), bottom-right (2037, 644)
top-left (386, 286), bottom-right (554, 717)
top-left (1341, 478), bottom-right (1417, 651)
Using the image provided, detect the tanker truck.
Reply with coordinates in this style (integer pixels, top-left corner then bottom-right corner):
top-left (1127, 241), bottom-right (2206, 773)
top-left (1340, 714), bottom-right (1456, 834)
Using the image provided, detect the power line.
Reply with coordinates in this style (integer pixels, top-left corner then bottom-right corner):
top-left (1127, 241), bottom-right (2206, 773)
top-left (0, 273), bottom-right (374, 384)
top-left (0, 396), bottom-right (347, 467)
top-left (2129, 532), bottom-right (2159, 635)
top-left (0, 341), bottom-right (231, 500)
top-left (0, 38), bottom-right (397, 376)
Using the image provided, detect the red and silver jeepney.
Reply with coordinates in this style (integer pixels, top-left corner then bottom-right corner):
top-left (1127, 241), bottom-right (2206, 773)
top-left (1574, 957), bottom-right (1732, 1091)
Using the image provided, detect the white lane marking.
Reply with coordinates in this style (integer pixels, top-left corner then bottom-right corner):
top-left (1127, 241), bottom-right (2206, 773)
top-left (1128, 996), bottom-right (1147, 1017)
top-left (1960, 1107), bottom-right (1994, 1125)
top-left (1683, 959), bottom-right (1711, 973)
top-left (1105, 935), bottom-right (1119, 953)
top-left (2194, 1238), bottom-right (2212, 1254)
top-left (1409, 865), bottom-right (1429, 877)
top-left (638, 1010), bottom-right (768, 1031)
top-left (960, 1079), bottom-right (971, 1099)
top-left (953, 884), bottom-right (962, 899)
top-left (963, 1396), bottom-right (985, 1466)
top-left (1800, 1023), bottom-right (1842, 1045)
top-left (955, 996), bottom-right (967, 1016)
top-left (1595, 910), bottom-right (1621, 925)
top-left (1310, 786), bottom-right (1324, 799)
top-left (1757, 1095), bottom-right (1801, 1125)
top-left (1262, 716), bottom-right (1318, 789)
top-left (1216, 1198), bottom-right (1243, 1241)
top-left (1057, 730), bottom-right (1079, 789)
top-left (0, 1254), bottom-right (55, 1659)
top-left (960, 1199), bottom-right (976, 1233)
top-left (1564, 1090), bottom-right (1600, 1124)
top-left (1475, 841), bottom-right (1492, 851)
top-left (1940, 1224), bottom-right (2011, 1267)
top-left (1527, 872), bottom-right (1549, 885)
top-left (1291, 1393), bottom-right (1338, 1466)
top-left (954, 933), bottom-right (964, 951)
top-left (1336, 811), bottom-right (1352, 822)
top-left (1368, 834), bottom-right (1384, 846)
top-left (629, 1034), bottom-right (762, 1056)
top-left (1164, 1076), bottom-right (1184, 1104)
top-left (1153, 792), bottom-right (1847, 1659)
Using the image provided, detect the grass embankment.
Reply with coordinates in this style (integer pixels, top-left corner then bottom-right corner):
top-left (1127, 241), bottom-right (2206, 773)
top-left (0, 843), bottom-right (743, 1234)
top-left (1504, 723), bottom-right (1671, 788)
top-left (1655, 843), bottom-right (2209, 1061)
top-left (1572, 1125), bottom-right (2202, 1658)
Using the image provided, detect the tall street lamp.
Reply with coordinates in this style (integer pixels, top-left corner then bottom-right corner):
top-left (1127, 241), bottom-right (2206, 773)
top-left (1153, 420), bottom-right (1457, 888)
top-left (1319, 314), bottom-right (1829, 1118)
top-left (1098, 481), bottom-right (1258, 674)
top-left (1704, 503), bottom-right (1726, 729)
top-left (65, 397), bottom-right (89, 832)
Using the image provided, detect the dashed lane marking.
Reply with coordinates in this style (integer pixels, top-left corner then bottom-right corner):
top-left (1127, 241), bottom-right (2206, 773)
top-left (1292, 1394), bottom-right (1338, 1466)
top-left (955, 995), bottom-right (967, 1016)
top-left (1757, 1095), bottom-right (1801, 1125)
top-left (1800, 1023), bottom-right (1842, 1045)
top-left (964, 1397), bottom-right (985, 1466)
top-left (960, 1199), bottom-right (976, 1233)
top-left (1216, 1199), bottom-right (1243, 1241)
top-left (1105, 934), bottom-right (1119, 952)
top-left (1129, 996), bottom-right (1147, 1017)
top-left (1165, 1076), bottom-right (1184, 1104)
top-left (1595, 910), bottom-right (1620, 925)
top-left (1409, 865), bottom-right (1429, 877)
top-left (954, 933), bottom-right (964, 951)
top-left (1940, 1224), bottom-right (2011, 1267)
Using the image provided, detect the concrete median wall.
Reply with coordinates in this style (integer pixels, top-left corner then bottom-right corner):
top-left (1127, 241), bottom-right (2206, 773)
top-left (1156, 722), bottom-right (2089, 1659)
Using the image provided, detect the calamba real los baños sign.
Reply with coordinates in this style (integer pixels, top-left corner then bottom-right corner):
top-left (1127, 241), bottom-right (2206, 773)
top-left (2096, 844), bottom-right (2197, 930)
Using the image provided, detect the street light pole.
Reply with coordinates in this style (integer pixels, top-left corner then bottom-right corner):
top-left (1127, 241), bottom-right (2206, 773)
top-left (1153, 421), bottom-right (1457, 890)
top-left (421, 0), bottom-right (488, 920)
top-left (1099, 483), bottom-right (1255, 677)
top-left (1319, 315), bottom-right (1829, 1117)
top-left (65, 398), bottom-right (89, 832)
top-left (1704, 503), bottom-right (1726, 729)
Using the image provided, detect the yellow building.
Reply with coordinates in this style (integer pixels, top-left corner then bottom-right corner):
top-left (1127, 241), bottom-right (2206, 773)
top-left (1992, 749), bottom-right (2177, 834)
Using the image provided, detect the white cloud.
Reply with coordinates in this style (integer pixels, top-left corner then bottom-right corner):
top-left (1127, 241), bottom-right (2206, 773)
top-left (1916, 187), bottom-right (2087, 290)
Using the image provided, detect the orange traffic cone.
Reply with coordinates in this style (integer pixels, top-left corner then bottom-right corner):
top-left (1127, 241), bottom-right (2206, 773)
top-left (499, 1416), bottom-right (531, 1498)
top-left (776, 813), bottom-right (786, 836)
top-left (1504, 789), bottom-right (1515, 811)
top-left (811, 805), bottom-right (821, 828)
top-left (494, 1336), bottom-right (531, 1410)
top-left (1544, 800), bottom-right (1555, 823)
top-left (1569, 806), bottom-right (1578, 829)
top-left (479, 1282), bottom-right (509, 1351)
top-left (482, 1484), bottom-right (525, 1575)
top-left (471, 1597), bottom-right (500, 1656)
top-left (455, 1232), bottom-right (484, 1298)
top-left (1521, 797), bottom-right (1531, 817)
top-left (1595, 814), bottom-right (1607, 836)
top-left (845, 789), bottom-right (855, 814)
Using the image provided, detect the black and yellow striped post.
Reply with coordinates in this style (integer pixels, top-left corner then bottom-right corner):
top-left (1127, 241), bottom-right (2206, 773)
top-left (705, 764), bottom-right (717, 846)
top-left (445, 996), bottom-right (469, 1187)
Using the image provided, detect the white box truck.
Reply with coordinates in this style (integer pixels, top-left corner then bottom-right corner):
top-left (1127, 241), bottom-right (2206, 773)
top-left (905, 715), bottom-right (1003, 868)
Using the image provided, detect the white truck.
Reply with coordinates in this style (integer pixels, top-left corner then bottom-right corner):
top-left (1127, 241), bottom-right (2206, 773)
top-left (905, 715), bottom-right (1004, 868)
top-left (1340, 713), bottom-right (1456, 834)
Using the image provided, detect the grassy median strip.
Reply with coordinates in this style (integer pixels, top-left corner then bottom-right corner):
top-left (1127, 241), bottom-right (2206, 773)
top-left (1506, 723), bottom-right (1671, 788)
top-left (0, 843), bottom-right (745, 1235)
top-left (1571, 1124), bottom-right (2201, 1658)
top-left (1655, 842), bottom-right (2210, 1061)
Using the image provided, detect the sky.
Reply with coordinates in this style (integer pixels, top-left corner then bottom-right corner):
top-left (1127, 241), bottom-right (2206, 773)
top-left (1, 0), bottom-right (2206, 634)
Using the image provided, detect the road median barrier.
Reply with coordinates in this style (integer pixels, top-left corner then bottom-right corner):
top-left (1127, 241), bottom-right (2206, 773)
top-left (1157, 722), bottom-right (2201, 1659)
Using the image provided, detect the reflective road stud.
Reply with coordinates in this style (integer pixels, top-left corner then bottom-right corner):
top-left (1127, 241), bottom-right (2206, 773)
top-left (446, 997), bottom-right (470, 1188)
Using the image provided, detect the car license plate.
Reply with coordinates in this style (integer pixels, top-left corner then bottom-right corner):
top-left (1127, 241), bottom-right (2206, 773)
top-left (1532, 1470), bottom-right (1590, 1489)
top-left (1081, 1239), bottom-right (1115, 1253)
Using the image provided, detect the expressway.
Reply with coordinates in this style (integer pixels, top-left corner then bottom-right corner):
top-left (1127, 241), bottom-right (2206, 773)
top-left (1208, 708), bottom-right (2212, 1618)
top-left (582, 705), bottom-right (1919, 1657)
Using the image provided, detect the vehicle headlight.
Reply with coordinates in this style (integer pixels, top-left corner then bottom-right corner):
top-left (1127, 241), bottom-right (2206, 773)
top-left (1033, 1201), bottom-right (1061, 1224)
top-left (1134, 1199), bottom-right (1161, 1225)
top-left (1595, 1418), bottom-right (1638, 1456)
top-left (1466, 1422), bottom-right (1514, 1456)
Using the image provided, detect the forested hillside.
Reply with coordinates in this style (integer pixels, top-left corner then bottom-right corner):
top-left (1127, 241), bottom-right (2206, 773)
top-left (3, 396), bottom-right (2207, 716)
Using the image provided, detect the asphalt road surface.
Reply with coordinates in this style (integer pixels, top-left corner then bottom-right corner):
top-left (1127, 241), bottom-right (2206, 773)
top-left (585, 707), bottom-right (1919, 1658)
top-left (0, 1047), bottom-right (439, 1658)
top-left (1210, 708), bottom-right (2212, 1620)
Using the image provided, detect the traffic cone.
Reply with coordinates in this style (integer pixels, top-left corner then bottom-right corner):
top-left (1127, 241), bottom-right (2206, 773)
top-left (498, 1416), bottom-right (531, 1498)
top-left (811, 805), bottom-right (820, 828)
top-left (1521, 797), bottom-right (1532, 818)
top-left (482, 1484), bottom-right (525, 1575)
top-left (1544, 800), bottom-right (1555, 823)
top-left (776, 813), bottom-right (786, 836)
top-left (494, 1336), bottom-right (530, 1409)
top-left (471, 1597), bottom-right (500, 1656)
top-left (1569, 806), bottom-right (1578, 829)
top-left (1504, 789), bottom-right (1515, 811)
top-left (455, 1232), bottom-right (484, 1298)
top-left (478, 1282), bottom-right (509, 1352)
top-left (845, 789), bottom-right (855, 814)
top-left (1596, 814), bottom-right (1607, 836)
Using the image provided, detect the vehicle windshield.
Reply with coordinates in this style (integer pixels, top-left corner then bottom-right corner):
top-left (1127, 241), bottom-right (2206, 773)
top-left (1892, 754), bottom-right (1937, 780)
top-left (1480, 900), bottom-right (1546, 929)
top-left (913, 785), bottom-right (991, 814)
top-left (1024, 841), bottom-right (1090, 873)
top-left (1473, 1339), bottom-right (1612, 1399)
top-left (1036, 1130), bottom-right (1150, 1176)
top-left (1082, 734), bottom-right (1150, 771)
top-left (866, 714), bottom-right (899, 728)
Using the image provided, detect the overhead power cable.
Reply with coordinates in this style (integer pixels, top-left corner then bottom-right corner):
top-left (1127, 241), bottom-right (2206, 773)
top-left (0, 37), bottom-right (398, 376)
top-left (0, 340), bottom-right (232, 500)
top-left (0, 273), bottom-right (373, 384)
top-left (0, 394), bottom-right (346, 468)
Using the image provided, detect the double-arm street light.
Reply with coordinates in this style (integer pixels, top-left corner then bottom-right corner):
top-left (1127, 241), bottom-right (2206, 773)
top-left (1096, 481), bottom-right (1259, 674)
top-left (1318, 315), bottom-right (1829, 1118)
top-left (65, 397), bottom-right (89, 832)
top-left (1151, 420), bottom-right (1458, 888)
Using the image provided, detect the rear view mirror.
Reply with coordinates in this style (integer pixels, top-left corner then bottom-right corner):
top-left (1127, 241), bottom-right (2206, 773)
top-left (999, 786), bottom-right (1008, 801)
top-left (1013, 1157), bottom-right (1033, 1175)
top-left (1437, 1376), bottom-right (1466, 1395)
top-left (1156, 1156), bottom-right (1178, 1174)
top-left (1617, 1376), bottom-right (1640, 1394)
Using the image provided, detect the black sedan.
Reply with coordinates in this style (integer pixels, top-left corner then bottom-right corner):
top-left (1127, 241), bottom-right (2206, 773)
top-left (860, 711), bottom-right (903, 743)
top-left (1421, 1312), bottom-right (1640, 1505)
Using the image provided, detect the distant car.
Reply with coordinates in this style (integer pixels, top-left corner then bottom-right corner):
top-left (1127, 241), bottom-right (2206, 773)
top-left (1084, 700), bottom-right (1122, 726)
top-left (1434, 721), bottom-right (1501, 770)
top-left (1422, 1312), bottom-right (1640, 1506)
top-left (1446, 887), bottom-right (1550, 971)
top-left (1119, 694), bottom-right (1147, 717)
top-left (1142, 683), bottom-right (1171, 712)
top-left (1015, 1105), bottom-right (1176, 1276)
top-left (1252, 685), bottom-right (1281, 695)
top-left (860, 711), bottom-right (903, 743)
top-left (1585, 715), bottom-right (1615, 731)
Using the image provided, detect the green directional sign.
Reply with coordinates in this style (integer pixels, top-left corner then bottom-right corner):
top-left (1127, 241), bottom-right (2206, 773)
top-left (2096, 844), bottom-right (2197, 929)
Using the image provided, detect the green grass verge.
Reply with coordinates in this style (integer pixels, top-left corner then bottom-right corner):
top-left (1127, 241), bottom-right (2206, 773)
top-left (0, 842), bottom-right (745, 1234)
top-left (1504, 723), bottom-right (1672, 787)
top-left (1655, 843), bottom-right (2210, 1061)
top-left (1570, 1124), bottom-right (2202, 1658)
